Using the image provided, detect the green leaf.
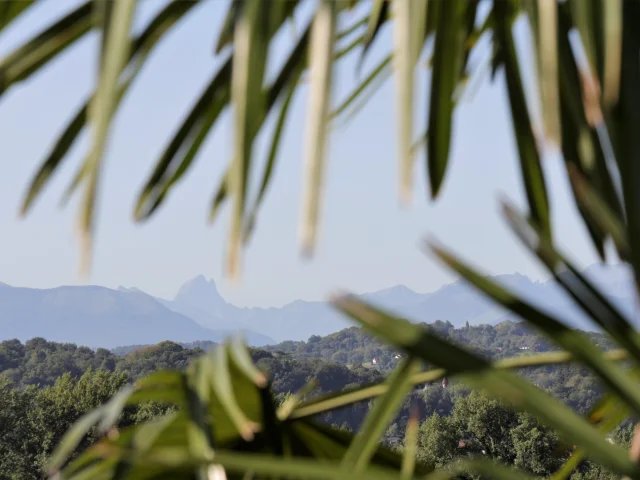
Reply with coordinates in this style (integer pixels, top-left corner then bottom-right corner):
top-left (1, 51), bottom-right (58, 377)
top-left (127, 369), bottom-right (187, 406)
top-left (532, 0), bottom-right (561, 146)
top-left (0, 1), bottom-right (93, 96)
top-left (299, 0), bottom-right (337, 257)
top-left (614, 0), bottom-right (640, 297)
top-left (208, 169), bottom-right (229, 223)
top-left (227, 0), bottom-right (270, 279)
top-left (277, 379), bottom-right (319, 421)
top-left (602, 0), bottom-right (622, 107)
top-left (330, 55), bottom-right (392, 121)
top-left (568, 165), bottom-right (629, 260)
top-left (569, 0), bottom-right (598, 77)
top-left (401, 407), bottom-right (419, 480)
top-left (98, 385), bottom-right (135, 433)
top-left (214, 0), bottom-right (241, 53)
top-left (134, 58), bottom-right (232, 221)
top-left (427, 0), bottom-right (466, 198)
top-left (360, 0), bottom-right (389, 68)
top-left (48, 407), bottom-right (105, 473)
top-left (341, 357), bottom-right (421, 472)
top-left (332, 295), bottom-right (637, 476)
top-left (430, 242), bottom-right (640, 418)
top-left (182, 367), bottom-right (215, 460)
top-left (494, 0), bottom-right (551, 238)
top-left (79, 0), bottom-right (136, 272)
top-left (227, 336), bottom-right (268, 388)
top-left (393, 0), bottom-right (417, 204)
top-left (244, 75), bottom-right (298, 243)
top-left (0, 0), bottom-right (37, 32)
top-left (210, 345), bottom-right (259, 441)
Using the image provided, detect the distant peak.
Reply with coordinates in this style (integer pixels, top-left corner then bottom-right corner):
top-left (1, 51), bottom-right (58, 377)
top-left (174, 275), bottom-right (226, 309)
top-left (184, 274), bottom-right (216, 287)
top-left (117, 286), bottom-right (143, 293)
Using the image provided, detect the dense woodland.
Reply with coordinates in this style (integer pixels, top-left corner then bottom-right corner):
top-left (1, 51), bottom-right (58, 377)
top-left (0, 322), bottom-right (631, 479)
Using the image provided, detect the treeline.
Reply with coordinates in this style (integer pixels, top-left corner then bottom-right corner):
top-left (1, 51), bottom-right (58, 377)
top-left (0, 324), bottom-right (628, 479)
top-left (266, 320), bottom-right (616, 371)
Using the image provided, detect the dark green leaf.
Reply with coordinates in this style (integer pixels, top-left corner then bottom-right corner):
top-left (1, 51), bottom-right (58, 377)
top-left (427, 0), bottom-right (467, 198)
top-left (494, 0), bottom-right (551, 238)
top-left (300, 0), bottom-right (337, 257)
top-left (359, 0), bottom-right (389, 69)
top-left (0, 1), bottom-right (93, 96)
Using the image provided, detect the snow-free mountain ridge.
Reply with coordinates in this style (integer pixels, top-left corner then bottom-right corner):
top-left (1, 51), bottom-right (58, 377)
top-left (0, 264), bottom-right (635, 347)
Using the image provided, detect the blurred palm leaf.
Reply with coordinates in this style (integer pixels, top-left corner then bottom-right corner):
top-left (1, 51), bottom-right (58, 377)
top-left (5, 0), bottom-right (640, 479)
top-left (5, 0), bottom-right (629, 277)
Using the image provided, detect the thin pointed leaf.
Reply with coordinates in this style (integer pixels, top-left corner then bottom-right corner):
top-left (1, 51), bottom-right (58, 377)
top-left (534, 0), bottom-right (561, 145)
top-left (227, 336), bottom-right (268, 388)
top-left (0, 0), bottom-right (37, 31)
top-left (0, 2), bottom-right (93, 96)
top-left (334, 33), bottom-right (365, 60)
top-left (330, 54), bottom-right (392, 120)
top-left (568, 165), bottom-right (630, 260)
top-left (569, 0), bottom-right (598, 78)
top-left (277, 379), bottom-right (319, 421)
top-left (244, 79), bottom-right (297, 242)
top-left (98, 385), bottom-right (135, 433)
top-left (79, 0), bottom-right (136, 272)
top-left (214, 0), bottom-right (241, 53)
top-left (228, 0), bottom-right (270, 279)
top-left (401, 407), bottom-right (419, 480)
top-left (21, 0), bottom-right (200, 216)
top-left (208, 170), bottom-right (229, 223)
top-left (299, 0), bottom-right (337, 257)
top-left (215, 0), bottom-right (300, 54)
top-left (393, 0), bottom-right (416, 204)
top-left (430, 243), bottom-right (640, 418)
top-left (48, 407), bottom-right (105, 473)
top-left (360, 0), bottom-right (389, 69)
top-left (341, 357), bottom-right (421, 472)
top-left (602, 0), bottom-right (622, 107)
top-left (182, 368), bottom-right (215, 459)
top-left (494, 0), bottom-right (551, 238)
top-left (210, 345), bottom-right (259, 441)
top-left (333, 294), bottom-right (637, 476)
top-left (614, 0), bottom-right (640, 297)
top-left (134, 58), bottom-right (232, 220)
top-left (337, 14), bottom-right (368, 41)
top-left (427, 0), bottom-right (466, 198)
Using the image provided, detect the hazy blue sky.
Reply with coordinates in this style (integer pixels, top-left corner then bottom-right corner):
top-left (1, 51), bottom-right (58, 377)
top-left (0, 0), bottom-right (603, 307)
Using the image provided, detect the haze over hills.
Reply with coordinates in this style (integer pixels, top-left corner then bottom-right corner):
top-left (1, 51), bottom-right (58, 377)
top-left (148, 262), bottom-right (638, 342)
top-left (0, 263), bottom-right (636, 348)
top-left (0, 284), bottom-right (274, 348)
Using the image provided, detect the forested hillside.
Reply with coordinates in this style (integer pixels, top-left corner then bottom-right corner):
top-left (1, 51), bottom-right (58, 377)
top-left (0, 324), bottom-right (629, 478)
top-left (266, 320), bottom-right (616, 368)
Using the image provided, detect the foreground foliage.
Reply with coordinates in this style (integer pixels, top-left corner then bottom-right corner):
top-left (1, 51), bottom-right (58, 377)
top-left (3, 0), bottom-right (640, 478)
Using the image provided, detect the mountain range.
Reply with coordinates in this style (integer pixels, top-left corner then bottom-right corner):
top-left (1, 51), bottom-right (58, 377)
top-left (0, 263), bottom-right (636, 348)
